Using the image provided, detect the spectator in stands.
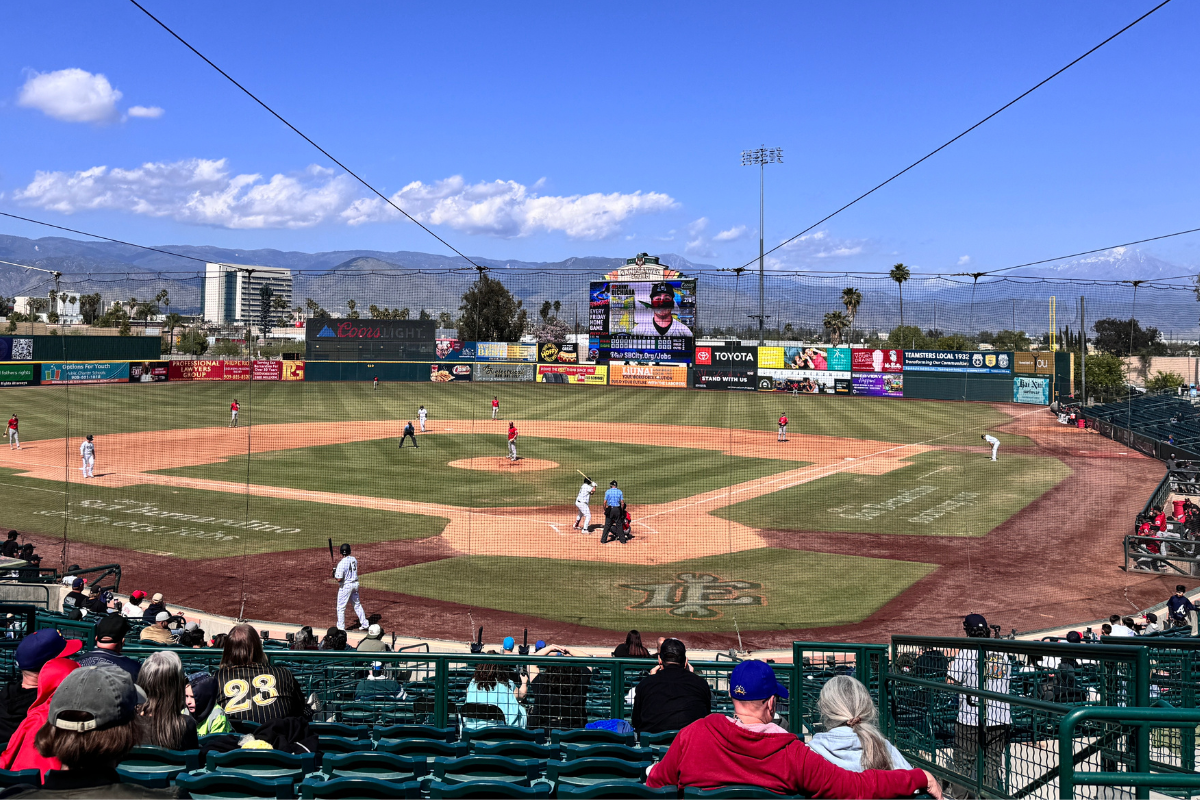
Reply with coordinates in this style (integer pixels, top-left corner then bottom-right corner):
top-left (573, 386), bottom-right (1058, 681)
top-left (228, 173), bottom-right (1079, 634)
top-left (948, 613), bottom-right (1011, 796)
top-left (186, 673), bottom-right (232, 736)
top-left (120, 591), bottom-right (146, 620)
top-left (320, 627), bottom-right (348, 651)
top-left (211, 633), bottom-right (228, 650)
top-left (1168, 585), bottom-right (1198, 635)
top-left (613, 630), bottom-right (652, 658)
top-left (138, 612), bottom-right (175, 645)
top-left (21, 667), bottom-right (172, 797)
top-left (0, 631), bottom-right (83, 743)
top-left (527, 643), bottom-right (591, 731)
top-left (356, 624), bottom-right (389, 652)
top-left (290, 626), bottom-right (318, 651)
top-left (141, 593), bottom-right (167, 624)
top-left (76, 615), bottom-right (140, 681)
top-left (1143, 612), bottom-right (1162, 635)
top-left (647, 659), bottom-right (940, 797)
top-left (631, 638), bottom-right (711, 734)
top-left (464, 655), bottom-right (528, 729)
top-left (1101, 623), bottom-right (1113, 636)
top-left (60, 579), bottom-right (86, 619)
top-left (0, 658), bottom-right (79, 777)
top-left (0, 531), bottom-right (18, 559)
top-left (808, 675), bottom-right (911, 772)
top-left (501, 636), bottom-right (516, 655)
top-left (177, 623), bottom-right (206, 649)
top-left (136, 651), bottom-right (199, 751)
top-left (1108, 614), bottom-right (1137, 637)
top-left (355, 662), bottom-right (407, 701)
top-left (213, 624), bottom-right (308, 726)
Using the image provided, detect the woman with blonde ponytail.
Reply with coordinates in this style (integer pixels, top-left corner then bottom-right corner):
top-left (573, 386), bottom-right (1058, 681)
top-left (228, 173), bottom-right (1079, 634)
top-left (809, 675), bottom-right (912, 772)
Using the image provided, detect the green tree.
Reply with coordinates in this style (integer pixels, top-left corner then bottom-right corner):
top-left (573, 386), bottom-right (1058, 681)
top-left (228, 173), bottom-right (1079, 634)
top-left (419, 309), bottom-right (432, 321)
top-left (934, 333), bottom-right (974, 351)
top-left (438, 311), bottom-right (454, 328)
top-left (840, 287), bottom-right (862, 328)
top-left (118, 317), bottom-right (131, 336)
top-left (304, 298), bottom-right (330, 320)
top-left (163, 313), bottom-right (184, 354)
top-left (1092, 317), bottom-right (1165, 356)
top-left (1076, 352), bottom-right (1127, 400)
top-left (887, 325), bottom-right (928, 350)
top-left (457, 273), bottom-right (527, 342)
top-left (889, 263), bottom-right (911, 328)
top-left (211, 339), bottom-right (242, 356)
top-left (177, 328), bottom-right (209, 356)
top-left (79, 293), bottom-right (103, 325)
top-left (346, 299), bottom-right (359, 319)
top-left (1146, 370), bottom-right (1187, 393)
top-left (823, 311), bottom-right (851, 345)
top-left (533, 317), bottom-right (570, 343)
top-left (991, 330), bottom-right (1031, 351)
top-left (155, 289), bottom-right (170, 322)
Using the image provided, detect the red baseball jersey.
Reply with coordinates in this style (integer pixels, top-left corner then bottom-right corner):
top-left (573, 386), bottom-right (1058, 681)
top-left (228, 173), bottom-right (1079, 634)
top-left (779, 415), bottom-right (788, 426)
top-left (508, 426), bottom-right (517, 442)
top-left (7, 417), bottom-right (16, 431)
top-left (231, 402), bottom-right (239, 411)
top-left (492, 399), bottom-right (499, 408)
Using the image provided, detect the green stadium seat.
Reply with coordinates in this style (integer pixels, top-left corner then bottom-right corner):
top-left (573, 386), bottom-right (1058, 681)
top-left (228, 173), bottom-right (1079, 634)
top-left (115, 745), bottom-right (202, 788)
top-left (426, 780), bottom-right (551, 799)
top-left (471, 740), bottom-right (561, 760)
top-left (551, 729), bottom-right (636, 746)
top-left (375, 724), bottom-right (457, 742)
top-left (299, 776), bottom-right (423, 799)
top-left (205, 748), bottom-right (315, 781)
top-left (637, 729), bottom-right (679, 747)
top-left (559, 781), bottom-right (678, 798)
top-left (559, 742), bottom-right (647, 762)
top-left (321, 752), bottom-right (429, 782)
top-left (375, 737), bottom-right (467, 759)
top-left (461, 725), bottom-right (544, 744)
top-left (682, 785), bottom-right (806, 798)
top-left (310, 722), bottom-right (371, 739)
top-left (317, 735), bottom-right (376, 754)
top-left (431, 755), bottom-right (541, 785)
top-left (175, 772), bottom-right (296, 799)
top-left (546, 757), bottom-right (649, 786)
top-left (0, 768), bottom-right (39, 788)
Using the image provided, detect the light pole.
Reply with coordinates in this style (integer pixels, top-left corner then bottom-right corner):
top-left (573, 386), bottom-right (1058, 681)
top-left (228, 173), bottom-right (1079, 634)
top-left (742, 146), bottom-right (782, 345)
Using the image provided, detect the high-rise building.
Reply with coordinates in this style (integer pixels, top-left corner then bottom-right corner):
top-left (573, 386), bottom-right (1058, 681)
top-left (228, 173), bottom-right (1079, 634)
top-left (201, 263), bottom-right (293, 325)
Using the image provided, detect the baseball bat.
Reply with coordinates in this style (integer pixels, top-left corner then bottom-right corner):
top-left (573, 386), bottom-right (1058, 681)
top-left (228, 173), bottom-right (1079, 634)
top-left (577, 469), bottom-right (592, 483)
top-left (327, 538), bottom-right (335, 566)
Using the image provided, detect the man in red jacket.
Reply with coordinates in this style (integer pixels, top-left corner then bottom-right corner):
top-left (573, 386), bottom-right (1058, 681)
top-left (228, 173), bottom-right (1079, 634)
top-left (647, 660), bottom-right (941, 799)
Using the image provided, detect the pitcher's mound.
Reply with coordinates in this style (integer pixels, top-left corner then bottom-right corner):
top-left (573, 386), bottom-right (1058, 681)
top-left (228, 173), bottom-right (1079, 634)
top-left (448, 457), bottom-right (559, 472)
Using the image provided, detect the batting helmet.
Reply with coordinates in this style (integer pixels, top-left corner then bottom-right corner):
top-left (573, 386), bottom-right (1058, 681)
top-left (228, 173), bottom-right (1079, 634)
top-left (339, 543), bottom-right (351, 556)
top-left (963, 613), bottom-right (989, 637)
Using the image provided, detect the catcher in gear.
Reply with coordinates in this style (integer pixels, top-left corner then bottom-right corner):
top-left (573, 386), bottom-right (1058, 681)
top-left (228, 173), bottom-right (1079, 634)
top-left (333, 543), bottom-right (368, 631)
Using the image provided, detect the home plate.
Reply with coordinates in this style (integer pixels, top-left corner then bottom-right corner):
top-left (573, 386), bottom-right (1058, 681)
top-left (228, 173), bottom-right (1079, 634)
top-left (844, 457), bottom-right (855, 461)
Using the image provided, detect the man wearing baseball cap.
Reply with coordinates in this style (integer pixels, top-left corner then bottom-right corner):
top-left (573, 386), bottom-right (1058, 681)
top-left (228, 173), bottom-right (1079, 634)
top-left (633, 282), bottom-right (693, 337)
top-left (0, 630), bottom-right (83, 743)
top-left (138, 612), bottom-right (175, 645)
top-left (647, 660), bottom-right (941, 798)
top-left (355, 623), bottom-right (388, 653)
top-left (947, 613), bottom-right (1011, 796)
top-left (76, 615), bottom-right (140, 681)
top-left (120, 590), bottom-right (146, 619)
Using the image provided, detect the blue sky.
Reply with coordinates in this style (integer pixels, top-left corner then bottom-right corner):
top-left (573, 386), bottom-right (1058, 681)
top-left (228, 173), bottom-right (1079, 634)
top-left (0, 1), bottom-right (1196, 273)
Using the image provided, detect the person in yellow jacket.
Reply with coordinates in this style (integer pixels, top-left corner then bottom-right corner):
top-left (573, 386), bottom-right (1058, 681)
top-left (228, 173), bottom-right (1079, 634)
top-left (185, 673), bottom-right (232, 736)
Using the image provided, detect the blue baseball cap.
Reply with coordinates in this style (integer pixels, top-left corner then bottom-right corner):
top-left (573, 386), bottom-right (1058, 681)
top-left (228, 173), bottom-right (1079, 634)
top-left (503, 636), bottom-right (515, 650)
top-left (729, 660), bottom-right (789, 701)
top-left (536, 640), bottom-right (546, 650)
top-left (17, 629), bottom-right (83, 673)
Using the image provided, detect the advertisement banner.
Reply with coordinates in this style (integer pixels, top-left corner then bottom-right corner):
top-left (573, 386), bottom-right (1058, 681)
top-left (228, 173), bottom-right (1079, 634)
top-left (252, 361), bottom-right (282, 381)
top-left (1035, 353), bottom-right (1054, 375)
top-left (779, 347), bottom-right (827, 370)
top-left (536, 364), bottom-right (608, 385)
top-left (476, 342), bottom-right (537, 362)
top-left (827, 347), bottom-right (853, 372)
top-left (435, 339), bottom-right (475, 361)
top-left (757, 368), bottom-right (851, 394)
top-left (430, 364), bottom-right (473, 382)
top-left (694, 368), bottom-right (757, 391)
top-left (281, 361), bottom-right (305, 381)
top-left (1013, 352), bottom-right (1036, 374)
top-left (538, 342), bottom-right (579, 364)
top-left (609, 364), bottom-right (688, 388)
top-left (695, 344), bottom-right (757, 368)
top-left (168, 361), bottom-right (195, 381)
top-left (192, 360), bottom-right (224, 380)
top-left (129, 361), bottom-right (169, 382)
top-left (306, 318), bottom-right (435, 343)
top-left (1013, 376), bottom-right (1050, 405)
top-left (758, 346), bottom-right (785, 369)
top-left (851, 372), bottom-right (904, 397)
top-left (851, 348), bottom-right (904, 373)
top-left (0, 364), bottom-right (37, 387)
top-left (473, 363), bottom-right (536, 382)
top-left (222, 361), bottom-right (251, 381)
top-left (904, 350), bottom-right (1012, 373)
top-left (41, 362), bottom-right (130, 385)
top-left (0, 338), bottom-right (33, 362)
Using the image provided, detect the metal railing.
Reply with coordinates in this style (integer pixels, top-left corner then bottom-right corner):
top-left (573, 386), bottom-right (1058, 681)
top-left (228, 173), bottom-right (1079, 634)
top-left (792, 641), bottom-right (889, 738)
top-left (1058, 707), bottom-right (1200, 799)
top-left (1124, 533), bottom-right (1200, 576)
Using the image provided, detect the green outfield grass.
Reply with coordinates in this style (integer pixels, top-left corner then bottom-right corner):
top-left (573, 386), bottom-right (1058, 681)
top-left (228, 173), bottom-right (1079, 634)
top-left (0, 380), bottom-right (1029, 448)
top-left (0, 468), bottom-right (447, 559)
top-left (361, 548), bottom-right (935, 631)
top-left (714, 450), bottom-right (1070, 537)
top-left (152, 436), bottom-right (807, 507)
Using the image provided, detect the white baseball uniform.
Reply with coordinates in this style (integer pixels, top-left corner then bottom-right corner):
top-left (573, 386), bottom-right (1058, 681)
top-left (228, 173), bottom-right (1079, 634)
top-left (575, 482), bottom-right (595, 530)
top-left (418, 407), bottom-right (427, 432)
top-left (984, 434), bottom-right (1000, 461)
top-left (334, 554), bottom-right (368, 631)
top-left (79, 440), bottom-right (95, 478)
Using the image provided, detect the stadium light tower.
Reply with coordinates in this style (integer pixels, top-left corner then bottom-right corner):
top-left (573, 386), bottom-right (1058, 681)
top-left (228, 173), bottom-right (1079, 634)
top-left (741, 146), bottom-right (782, 345)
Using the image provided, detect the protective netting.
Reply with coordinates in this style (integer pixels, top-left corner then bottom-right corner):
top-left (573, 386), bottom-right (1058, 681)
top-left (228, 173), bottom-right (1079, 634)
top-left (1, 267), bottom-right (1193, 647)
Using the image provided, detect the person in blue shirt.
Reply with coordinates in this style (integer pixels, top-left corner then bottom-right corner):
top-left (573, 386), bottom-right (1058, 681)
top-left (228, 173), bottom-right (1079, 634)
top-left (602, 480), bottom-right (625, 544)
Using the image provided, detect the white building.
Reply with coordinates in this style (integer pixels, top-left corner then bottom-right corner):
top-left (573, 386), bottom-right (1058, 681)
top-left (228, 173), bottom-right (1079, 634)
top-left (13, 294), bottom-right (82, 324)
top-left (201, 263), bottom-right (293, 325)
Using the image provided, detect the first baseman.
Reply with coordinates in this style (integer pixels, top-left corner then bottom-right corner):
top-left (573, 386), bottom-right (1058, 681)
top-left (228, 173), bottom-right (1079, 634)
top-left (574, 479), bottom-right (596, 531)
top-left (333, 542), bottom-right (369, 631)
top-left (7, 414), bottom-right (18, 450)
top-left (507, 422), bottom-right (518, 461)
top-left (982, 434), bottom-right (999, 461)
top-left (418, 405), bottom-right (428, 432)
top-left (79, 434), bottom-right (95, 479)
top-left (229, 399), bottom-right (240, 428)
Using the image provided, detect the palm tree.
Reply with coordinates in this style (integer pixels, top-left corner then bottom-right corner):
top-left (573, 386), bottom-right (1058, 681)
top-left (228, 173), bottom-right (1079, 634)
top-left (824, 311), bottom-right (850, 345)
top-left (840, 287), bottom-right (862, 333)
top-left (889, 263), bottom-right (911, 328)
top-left (347, 299), bottom-right (359, 319)
top-left (164, 313), bottom-right (184, 354)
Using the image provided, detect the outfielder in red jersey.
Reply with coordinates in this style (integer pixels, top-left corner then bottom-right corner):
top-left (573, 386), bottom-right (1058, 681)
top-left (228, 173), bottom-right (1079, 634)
top-left (229, 400), bottom-right (240, 428)
top-left (778, 413), bottom-right (788, 443)
top-left (507, 422), bottom-right (518, 461)
top-left (6, 415), bottom-right (17, 450)
top-left (492, 396), bottom-right (500, 421)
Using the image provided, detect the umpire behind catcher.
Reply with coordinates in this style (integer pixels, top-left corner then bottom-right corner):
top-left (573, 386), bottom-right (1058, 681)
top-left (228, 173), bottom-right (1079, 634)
top-left (602, 480), bottom-right (624, 545)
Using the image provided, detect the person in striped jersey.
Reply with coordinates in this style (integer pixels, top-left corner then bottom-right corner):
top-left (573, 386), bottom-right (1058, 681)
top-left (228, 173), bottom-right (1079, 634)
top-left (213, 625), bottom-right (308, 725)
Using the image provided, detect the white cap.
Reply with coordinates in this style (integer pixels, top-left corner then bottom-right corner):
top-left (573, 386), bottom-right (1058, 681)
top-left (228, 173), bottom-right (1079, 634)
top-left (367, 624), bottom-right (382, 637)
top-left (155, 611), bottom-right (170, 622)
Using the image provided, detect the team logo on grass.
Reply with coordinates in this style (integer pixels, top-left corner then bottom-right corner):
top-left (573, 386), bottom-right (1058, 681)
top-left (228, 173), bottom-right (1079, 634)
top-left (620, 572), bottom-right (764, 619)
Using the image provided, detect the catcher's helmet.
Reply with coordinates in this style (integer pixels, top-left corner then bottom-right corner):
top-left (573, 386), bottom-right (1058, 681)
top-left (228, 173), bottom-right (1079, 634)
top-left (339, 543), bottom-right (351, 556)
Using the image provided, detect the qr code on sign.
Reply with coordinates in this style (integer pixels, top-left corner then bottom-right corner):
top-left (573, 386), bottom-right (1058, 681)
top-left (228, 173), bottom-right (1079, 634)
top-left (11, 339), bottom-right (32, 361)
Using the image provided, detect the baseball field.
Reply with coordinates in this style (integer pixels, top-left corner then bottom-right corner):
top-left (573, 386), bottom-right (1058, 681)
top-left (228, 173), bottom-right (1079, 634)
top-left (0, 380), bottom-right (1171, 646)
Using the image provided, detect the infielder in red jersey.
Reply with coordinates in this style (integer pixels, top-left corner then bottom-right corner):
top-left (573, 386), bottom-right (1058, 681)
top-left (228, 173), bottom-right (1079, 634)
top-left (507, 422), bottom-right (518, 461)
top-left (778, 413), bottom-right (788, 442)
top-left (6, 415), bottom-right (17, 450)
top-left (229, 399), bottom-right (240, 428)
top-left (492, 396), bottom-right (500, 420)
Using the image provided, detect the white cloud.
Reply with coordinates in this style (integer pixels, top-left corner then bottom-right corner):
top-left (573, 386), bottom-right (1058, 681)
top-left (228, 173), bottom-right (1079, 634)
top-left (714, 224), bottom-right (748, 242)
top-left (957, 255), bottom-right (971, 265)
top-left (15, 158), bottom-right (676, 238)
top-left (764, 230), bottom-right (869, 269)
top-left (18, 68), bottom-right (122, 123)
top-left (127, 105), bottom-right (164, 119)
top-left (683, 218), bottom-right (715, 257)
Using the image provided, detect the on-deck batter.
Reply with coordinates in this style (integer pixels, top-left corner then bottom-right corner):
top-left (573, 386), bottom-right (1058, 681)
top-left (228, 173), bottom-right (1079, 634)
top-left (79, 434), bottom-right (95, 479)
top-left (418, 405), bottom-right (427, 432)
top-left (574, 479), bottom-right (596, 531)
top-left (333, 542), bottom-right (369, 631)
